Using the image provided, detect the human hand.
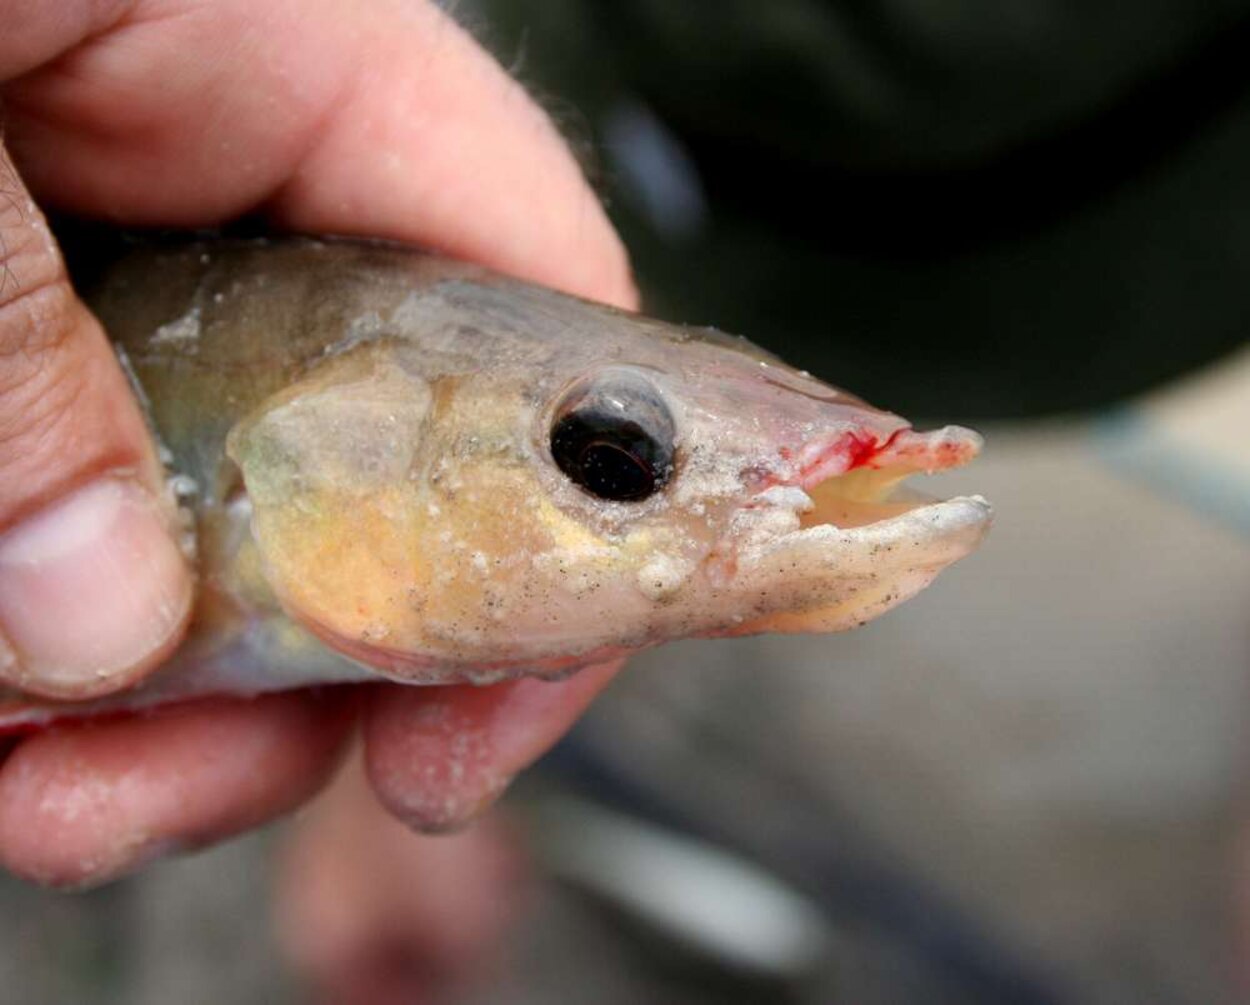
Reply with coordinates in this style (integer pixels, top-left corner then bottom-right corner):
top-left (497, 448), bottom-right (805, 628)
top-left (0, 0), bottom-right (633, 886)
top-left (276, 752), bottom-right (528, 1005)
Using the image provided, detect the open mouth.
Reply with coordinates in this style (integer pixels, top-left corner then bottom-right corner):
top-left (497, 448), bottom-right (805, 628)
top-left (794, 424), bottom-right (986, 529)
top-left (722, 423), bottom-right (992, 635)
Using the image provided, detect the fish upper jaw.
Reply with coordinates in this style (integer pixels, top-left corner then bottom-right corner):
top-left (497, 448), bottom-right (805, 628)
top-left (791, 424), bottom-right (985, 488)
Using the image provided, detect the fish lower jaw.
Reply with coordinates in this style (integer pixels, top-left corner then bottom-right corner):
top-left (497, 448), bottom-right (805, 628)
top-left (719, 495), bottom-right (992, 635)
top-left (743, 494), bottom-right (992, 576)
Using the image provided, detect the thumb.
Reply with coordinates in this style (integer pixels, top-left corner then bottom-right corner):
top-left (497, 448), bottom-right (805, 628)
top-left (0, 145), bottom-right (191, 699)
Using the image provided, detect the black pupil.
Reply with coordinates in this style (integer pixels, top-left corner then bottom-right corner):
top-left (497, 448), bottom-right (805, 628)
top-left (551, 410), bottom-right (672, 501)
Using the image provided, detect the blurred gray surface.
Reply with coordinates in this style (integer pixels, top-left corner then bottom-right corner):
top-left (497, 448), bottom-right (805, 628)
top-left (0, 408), bottom-right (1248, 1003)
top-left (586, 418), bottom-right (1250, 1002)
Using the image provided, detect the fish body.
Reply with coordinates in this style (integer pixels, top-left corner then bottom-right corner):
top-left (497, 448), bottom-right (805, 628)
top-left (0, 239), bottom-right (990, 729)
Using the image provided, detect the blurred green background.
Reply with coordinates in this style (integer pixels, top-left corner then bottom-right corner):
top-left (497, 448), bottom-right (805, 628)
top-left (467, 0), bottom-right (1250, 418)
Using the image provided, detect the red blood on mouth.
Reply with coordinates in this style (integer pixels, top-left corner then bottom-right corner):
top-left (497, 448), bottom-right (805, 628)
top-left (796, 428), bottom-right (905, 488)
top-left (749, 424), bottom-right (979, 495)
top-left (842, 429), bottom-right (891, 470)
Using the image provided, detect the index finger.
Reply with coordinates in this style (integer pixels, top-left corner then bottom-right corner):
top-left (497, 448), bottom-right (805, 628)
top-left (3, 0), bottom-right (635, 307)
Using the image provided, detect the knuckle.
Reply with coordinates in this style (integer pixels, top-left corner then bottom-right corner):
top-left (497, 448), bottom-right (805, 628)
top-left (0, 277), bottom-right (76, 367)
top-left (0, 221), bottom-right (74, 363)
top-left (0, 203), bottom-right (87, 468)
top-left (0, 151), bottom-right (140, 510)
top-left (0, 350), bottom-right (82, 448)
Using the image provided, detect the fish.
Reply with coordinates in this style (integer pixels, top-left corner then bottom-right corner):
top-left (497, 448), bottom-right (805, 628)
top-left (0, 238), bottom-right (990, 730)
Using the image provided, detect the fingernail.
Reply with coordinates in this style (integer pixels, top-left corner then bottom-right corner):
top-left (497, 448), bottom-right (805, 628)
top-left (0, 478), bottom-right (192, 698)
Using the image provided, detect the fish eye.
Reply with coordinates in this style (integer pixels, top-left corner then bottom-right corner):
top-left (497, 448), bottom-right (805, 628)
top-left (549, 370), bottom-right (676, 502)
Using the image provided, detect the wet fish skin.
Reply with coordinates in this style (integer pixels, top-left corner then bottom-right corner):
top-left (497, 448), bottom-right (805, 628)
top-left (0, 238), bottom-right (989, 729)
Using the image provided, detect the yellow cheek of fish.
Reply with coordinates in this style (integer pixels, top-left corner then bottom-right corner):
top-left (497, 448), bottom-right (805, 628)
top-left (253, 446), bottom-right (693, 656)
top-left (254, 459), bottom-right (616, 650)
top-left (531, 496), bottom-right (613, 559)
top-left (529, 498), bottom-right (682, 579)
top-left (254, 485), bottom-right (431, 648)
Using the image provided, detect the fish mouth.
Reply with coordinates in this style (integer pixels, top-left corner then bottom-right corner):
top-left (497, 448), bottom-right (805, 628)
top-left (722, 424), bottom-right (992, 634)
top-left (793, 424), bottom-right (985, 528)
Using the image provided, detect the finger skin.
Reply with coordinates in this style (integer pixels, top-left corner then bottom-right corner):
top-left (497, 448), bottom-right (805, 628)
top-left (276, 755), bottom-right (526, 1005)
top-left (363, 662), bottom-right (622, 833)
top-left (0, 144), bottom-right (193, 699)
top-left (0, 693), bottom-right (353, 889)
top-left (0, 147), bottom-right (155, 520)
top-left (3, 0), bottom-right (635, 307)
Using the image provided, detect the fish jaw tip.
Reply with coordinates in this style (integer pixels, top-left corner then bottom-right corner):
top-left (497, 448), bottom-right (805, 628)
top-left (872, 424), bottom-right (984, 474)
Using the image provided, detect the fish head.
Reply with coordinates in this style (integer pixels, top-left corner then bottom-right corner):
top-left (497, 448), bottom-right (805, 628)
top-left (227, 283), bottom-right (990, 682)
top-left (624, 331), bottom-right (991, 636)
